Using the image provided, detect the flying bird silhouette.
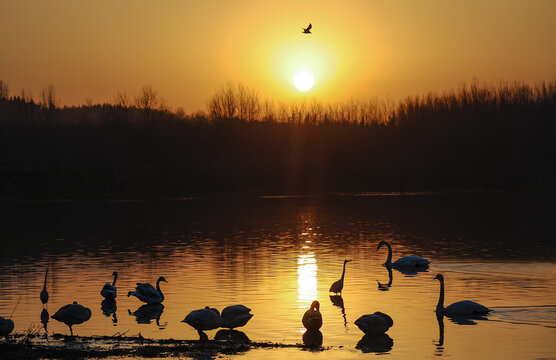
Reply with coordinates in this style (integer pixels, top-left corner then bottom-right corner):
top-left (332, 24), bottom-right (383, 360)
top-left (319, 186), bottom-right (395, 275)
top-left (302, 23), bottom-right (312, 34)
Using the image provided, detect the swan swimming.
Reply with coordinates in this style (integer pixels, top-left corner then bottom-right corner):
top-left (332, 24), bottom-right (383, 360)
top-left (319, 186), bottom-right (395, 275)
top-left (40, 269), bottom-right (49, 306)
top-left (128, 276), bottom-right (167, 304)
top-left (221, 305), bottom-right (253, 330)
top-left (434, 273), bottom-right (491, 315)
top-left (182, 306), bottom-right (222, 340)
top-left (376, 241), bottom-right (429, 268)
top-left (329, 260), bottom-right (351, 295)
top-left (354, 311), bottom-right (393, 334)
top-left (51, 302), bottom-right (91, 336)
top-left (302, 300), bottom-right (323, 331)
top-left (101, 271), bottom-right (118, 300)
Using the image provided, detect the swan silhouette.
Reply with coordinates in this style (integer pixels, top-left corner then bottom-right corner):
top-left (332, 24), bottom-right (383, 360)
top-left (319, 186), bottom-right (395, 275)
top-left (434, 274), bottom-right (491, 315)
top-left (302, 23), bottom-right (312, 34)
top-left (128, 276), bottom-right (167, 304)
top-left (221, 305), bottom-right (253, 330)
top-left (129, 303), bottom-right (164, 326)
top-left (51, 302), bottom-right (91, 336)
top-left (354, 311), bottom-right (393, 334)
top-left (302, 300), bottom-right (322, 331)
top-left (40, 269), bottom-right (49, 307)
top-left (376, 241), bottom-right (429, 269)
top-left (329, 260), bottom-right (351, 295)
top-left (0, 316), bottom-right (14, 340)
top-left (182, 307), bottom-right (222, 340)
top-left (101, 271), bottom-right (118, 300)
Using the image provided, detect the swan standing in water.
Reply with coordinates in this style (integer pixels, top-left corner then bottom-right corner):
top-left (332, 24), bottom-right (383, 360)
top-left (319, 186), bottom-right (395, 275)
top-left (101, 271), bottom-right (118, 300)
top-left (302, 300), bottom-right (323, 331)
top-left (354, 312), bottom-right (393, 334)
top-left (434, 274), bottom-right (491, 315)
top-left (376, 241), bottom-right (429, 268)
top-left (40, 269), bottom-right (49, 307)
top-left (0, 316), bottom-right (14, 340)
top-left (128, 276), bottom-right (167, 304)
top-left (329, 260), bottom-right (351, 295)
top-left (221, 305), bottom-right (253, 330)
top-left (182, 307), bottom-right (222, 340)
top-left (51, 302), bottom-right (91, 336)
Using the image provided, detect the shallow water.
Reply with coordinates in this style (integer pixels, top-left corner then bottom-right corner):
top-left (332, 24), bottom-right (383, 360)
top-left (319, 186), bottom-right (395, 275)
top-left (1, 193), bottom-right (555, 359)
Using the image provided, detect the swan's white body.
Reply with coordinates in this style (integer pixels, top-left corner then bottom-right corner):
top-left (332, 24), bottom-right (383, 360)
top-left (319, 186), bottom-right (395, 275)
top-left (354, 311), bottom-right (393, 334)
top-left (101, 271), bottom-right (118, 300)
top-left (329, 260), bottom-right (351, 294)
top-left (40, 269), bottom-right (49, 306)
top-left (0, 316), bottom-right (14, 339)
top-left (128, 276), bottom-right (167, 304)
top-left (51, 302), bottom-right (91, 336)
top-left (302, 300), bottom-right (323, 331)
top-left (221, 305), bottom-right (253, 329)
top-left (377, 241), bottom-right (429, 268)
top-left (434, 274), bottom-right (491, 315)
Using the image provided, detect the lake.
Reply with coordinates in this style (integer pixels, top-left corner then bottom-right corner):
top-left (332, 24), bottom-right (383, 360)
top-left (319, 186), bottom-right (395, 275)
top-left (0, 193), bottom-right (555, 359)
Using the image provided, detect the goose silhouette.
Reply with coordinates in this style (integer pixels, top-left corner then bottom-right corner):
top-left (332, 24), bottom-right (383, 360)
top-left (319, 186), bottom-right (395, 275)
top-left (302, 23), bottom-right (312, 34)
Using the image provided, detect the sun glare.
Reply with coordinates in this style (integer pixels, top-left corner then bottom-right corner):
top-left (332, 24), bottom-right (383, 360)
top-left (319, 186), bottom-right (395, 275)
top-left (293, 71), bottom-right (314, 91)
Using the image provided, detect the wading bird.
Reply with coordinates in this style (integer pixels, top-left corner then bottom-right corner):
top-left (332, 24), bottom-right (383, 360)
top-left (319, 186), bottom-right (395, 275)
top-left (40, 269), bottom-right (49, 307)
top-left (302, 23), bottom-right (312, 34)
top-left (182, 306), bottom-right (222, 340)
top-left (376, 240), bottom-right (429, 268)
top-left (329, 260), bottom-right (351, 295)
top-left (302, 300), bottom-right (322, 331)
top-left (221, 305), bottom-right (253, 330)
top-left (0, 316), bottom-right (14, 340)
top-left (434, 274), bottom-right (491, 315)
top-left (128, 276), bottom-right (167, 304)
top-left (354, 312), bottom-right (393, 334)
top-left (51, 302), bottom-right (91, 336)
top-left (101, 271), bottom-right (118, 300)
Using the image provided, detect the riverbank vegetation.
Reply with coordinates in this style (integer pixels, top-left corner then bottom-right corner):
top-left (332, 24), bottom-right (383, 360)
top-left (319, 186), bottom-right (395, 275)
top-left (0, 80), bottom-right (554, 196)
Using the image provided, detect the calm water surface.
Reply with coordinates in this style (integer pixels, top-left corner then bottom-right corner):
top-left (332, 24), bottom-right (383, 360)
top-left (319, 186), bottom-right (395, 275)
top-left (0, 193), bottom-right (555, 359)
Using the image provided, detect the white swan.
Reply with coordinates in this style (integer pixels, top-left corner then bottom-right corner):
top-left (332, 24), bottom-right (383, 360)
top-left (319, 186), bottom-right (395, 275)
top-left (0, 316), bottom-right (14, 339)
top-left (376, 241), bottom-right (429, 268)
top-left (354, 311), bottom-right (393, 334)
top-left (434, 274), bottom-right (491, 315)
top-left (128, 276), bottom-right (167, 304)
top-left (40, 269), bottom-right (49, 306)
top-left (101, 271), bottom-right (118, 300)
top-left (302, 300), bottom-right (322, 331)
top-left (51, 302), bottom-right (91, 336)
top-left (182, 307), bottom-right (222, 340)
top-left (329, 260), bottom-right (351, 295)
top-left (221, 305), bottom-right (253, 330)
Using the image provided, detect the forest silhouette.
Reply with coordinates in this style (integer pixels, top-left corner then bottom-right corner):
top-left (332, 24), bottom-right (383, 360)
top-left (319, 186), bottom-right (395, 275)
top-left (0, 80), bottom-right (554, 196)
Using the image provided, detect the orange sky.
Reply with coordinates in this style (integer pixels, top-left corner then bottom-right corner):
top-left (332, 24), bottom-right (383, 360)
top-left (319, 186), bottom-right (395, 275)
top-left (1, 0), bottom-right (555, 111)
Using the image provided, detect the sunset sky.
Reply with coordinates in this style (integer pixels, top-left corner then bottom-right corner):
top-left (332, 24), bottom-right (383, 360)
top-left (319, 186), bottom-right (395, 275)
top-left (1, 0), bottom-right (555, 111)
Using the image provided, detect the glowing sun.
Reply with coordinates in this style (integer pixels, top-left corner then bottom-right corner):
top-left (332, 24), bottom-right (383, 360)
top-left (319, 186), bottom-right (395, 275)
top-left (293, 71), bottom-right (314, 91)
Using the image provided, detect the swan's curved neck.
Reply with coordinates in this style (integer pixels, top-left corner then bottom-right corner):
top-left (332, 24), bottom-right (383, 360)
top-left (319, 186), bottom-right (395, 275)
top-left (340, 262), bottom-right (348, 281)
top-left (156, 279), bottom-right (164, 298)
top-left (436, 279), bottom-right (445, 312)
top-left (112, 273), bottom-right (118, 286)
top-left (384, 242), bottom-right (393, 264)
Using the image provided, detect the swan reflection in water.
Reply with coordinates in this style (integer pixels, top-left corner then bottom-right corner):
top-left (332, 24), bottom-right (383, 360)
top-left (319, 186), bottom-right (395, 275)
top-left (214, 329), bottom-right (250, 343)
top-left (434, 312), bottom-right (444, 356)
top-left (356, 333), bottom-right (394, 353)
top-left (101, 299), bottom-right (118, 324)
top-left (377, 265), bottom-right (393, 290)
top-left (329, 295), bottom-right (347, 328)
top-left (40, 308), bottom-right (49, 334)
top-left (128, 304), bottom-right (165, 328)
top-left (303, 329), bottom-right (323, 348)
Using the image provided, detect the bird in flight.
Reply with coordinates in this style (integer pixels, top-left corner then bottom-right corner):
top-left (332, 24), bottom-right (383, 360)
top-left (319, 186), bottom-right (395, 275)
top-left (302, 23), bottom-right (312, 34)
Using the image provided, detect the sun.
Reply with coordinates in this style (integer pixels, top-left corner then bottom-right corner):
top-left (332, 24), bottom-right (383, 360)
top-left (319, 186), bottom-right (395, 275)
top-left (293, 71), bottom-right (314, 91)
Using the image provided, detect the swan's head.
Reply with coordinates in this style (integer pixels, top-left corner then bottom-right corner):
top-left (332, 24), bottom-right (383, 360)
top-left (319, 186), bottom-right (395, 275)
top-left (376, 240), bottom-right (388, 251)
top-left (158, 276), bottom-right (168, 283)
top-left (112, 271), bottom-right (118, 276)
top-left (433, 273), bottom-right (444, 282)
top-left (344, 259), bottom-right (352, 264)
top-left (310, 300), bottom-right (320, 311)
